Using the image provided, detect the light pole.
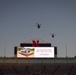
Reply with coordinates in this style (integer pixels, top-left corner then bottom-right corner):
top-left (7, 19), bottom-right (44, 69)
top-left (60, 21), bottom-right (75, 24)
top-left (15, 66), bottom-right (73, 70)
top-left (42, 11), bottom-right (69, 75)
top-left (4, 42), bottom-right (6, 57)
top-left (65, 43), bottom-right (67, 58)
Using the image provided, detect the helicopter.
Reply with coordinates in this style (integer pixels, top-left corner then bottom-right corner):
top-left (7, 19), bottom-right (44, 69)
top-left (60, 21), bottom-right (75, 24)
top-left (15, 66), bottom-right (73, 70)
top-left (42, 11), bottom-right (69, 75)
top-left (36, 23), bottom-right (41, 29)
top-left (50, 33), bottom-right (56, 38)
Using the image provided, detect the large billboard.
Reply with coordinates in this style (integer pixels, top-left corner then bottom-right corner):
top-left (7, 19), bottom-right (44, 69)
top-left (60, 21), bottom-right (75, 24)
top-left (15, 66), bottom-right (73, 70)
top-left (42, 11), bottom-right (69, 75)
top-left (17, 47), bottom-right (55, 58)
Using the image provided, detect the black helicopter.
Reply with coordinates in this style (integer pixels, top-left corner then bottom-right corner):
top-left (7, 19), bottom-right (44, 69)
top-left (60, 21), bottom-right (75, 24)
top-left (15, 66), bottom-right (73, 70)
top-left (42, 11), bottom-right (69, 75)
top-left (50, 33), bottom-right (56, 38)
top-left (36, 23), bottom-right (41, 29)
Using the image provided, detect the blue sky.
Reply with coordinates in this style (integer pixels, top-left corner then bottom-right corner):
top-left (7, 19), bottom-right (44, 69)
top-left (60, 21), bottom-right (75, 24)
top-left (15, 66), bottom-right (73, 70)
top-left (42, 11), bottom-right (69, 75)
top-left (0, 0), bottom-right (76, 57)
